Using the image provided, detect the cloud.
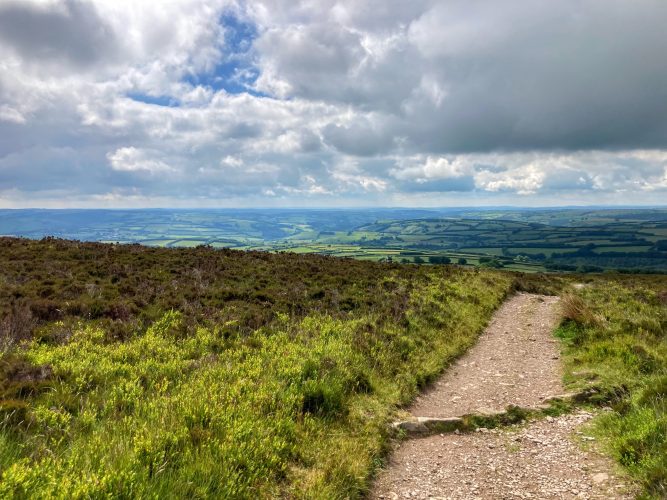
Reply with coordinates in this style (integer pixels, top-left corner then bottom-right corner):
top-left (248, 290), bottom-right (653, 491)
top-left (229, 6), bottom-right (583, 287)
top-left (390, 157), bottom-right (475, 192)
top-left (323, 117), bottom-right (394, 156)
top-left (0, 105), bottom-right (26, 125)
top-left (107, 147), bottom-right (174, 173)
top-left (388, 150), bottom-right (667, 197)
top-left (0, 0), bottom-right (117, 69)
top-left (252, 0), bottom-right (667, 153)
top-left (1, 0), bottom-right (667, 207)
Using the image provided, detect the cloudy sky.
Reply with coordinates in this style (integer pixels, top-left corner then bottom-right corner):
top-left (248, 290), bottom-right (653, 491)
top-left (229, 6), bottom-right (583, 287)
top-left (1, 0), bottom-right (666, 208)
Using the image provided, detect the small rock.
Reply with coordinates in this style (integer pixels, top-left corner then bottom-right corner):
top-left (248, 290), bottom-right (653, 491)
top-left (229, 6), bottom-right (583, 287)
top-left (592, 472), bottom-right (609, 484)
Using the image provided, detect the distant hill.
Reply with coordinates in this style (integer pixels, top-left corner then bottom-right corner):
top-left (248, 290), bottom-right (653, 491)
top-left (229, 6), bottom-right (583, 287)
top-left (1, 207), bottom-right (666, 272)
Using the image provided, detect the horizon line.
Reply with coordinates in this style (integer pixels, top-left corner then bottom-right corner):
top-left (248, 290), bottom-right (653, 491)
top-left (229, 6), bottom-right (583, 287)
top-left (1, 205), bottom-right (667, 211)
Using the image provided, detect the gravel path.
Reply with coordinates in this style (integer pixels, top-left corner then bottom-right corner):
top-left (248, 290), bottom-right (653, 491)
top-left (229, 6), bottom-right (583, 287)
top-left (372, 411), bottom-right (635, 499)
top-left (411, 293), bottom-right (563, 417)
top-left (371, 293), bottom-right (636, 499)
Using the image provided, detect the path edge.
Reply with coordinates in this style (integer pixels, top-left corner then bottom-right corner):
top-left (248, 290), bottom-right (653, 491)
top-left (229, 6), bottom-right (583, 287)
top-left (391, 388), bottom-right (601, 437)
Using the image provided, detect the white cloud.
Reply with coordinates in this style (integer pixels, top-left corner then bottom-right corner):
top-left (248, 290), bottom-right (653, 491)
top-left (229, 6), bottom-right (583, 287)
top-left (392, 156), bottom-right (472, 181)
top-left (476, 166), bottom-right (544, 195)
top-left (220, 155), bottom-right (243, 168)
top-left (331, 160), bottom-right (388, 192)
top-left (0, 105), bottom-right (26, 124)
top-left (1, 0), bottom-right (667, 207)
top-left (107, 147), bottom-right (174, 173)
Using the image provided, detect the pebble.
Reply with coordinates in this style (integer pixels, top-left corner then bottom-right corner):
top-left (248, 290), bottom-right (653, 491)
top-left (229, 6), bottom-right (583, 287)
top-left (592, 472), bottom-right (609, 484)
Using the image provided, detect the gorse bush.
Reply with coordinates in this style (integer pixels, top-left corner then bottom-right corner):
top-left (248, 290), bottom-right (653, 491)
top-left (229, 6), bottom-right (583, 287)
top-left (557, 280), bottom-right (667, 498)
top-left (0, 237), bottom-right (512, 497)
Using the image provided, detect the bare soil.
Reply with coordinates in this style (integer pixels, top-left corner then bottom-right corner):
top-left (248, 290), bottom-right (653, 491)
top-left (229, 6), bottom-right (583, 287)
top-left (371, 293), bottom-right (636, 499)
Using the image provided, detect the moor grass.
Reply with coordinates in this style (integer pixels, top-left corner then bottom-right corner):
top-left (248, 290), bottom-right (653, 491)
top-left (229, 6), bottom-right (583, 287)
top-left (0, 238), bottom-right (512, 498)
top-left (558, 276), bottom-right (667, 498)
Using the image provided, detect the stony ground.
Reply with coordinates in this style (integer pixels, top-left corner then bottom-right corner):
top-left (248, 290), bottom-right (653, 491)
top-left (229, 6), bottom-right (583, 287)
top-left (371, 293), bottom-right (636, 499)
top-left (372, 410), bottom-right (635, 499)
top-left (411, 293), bottom-right (563, 417)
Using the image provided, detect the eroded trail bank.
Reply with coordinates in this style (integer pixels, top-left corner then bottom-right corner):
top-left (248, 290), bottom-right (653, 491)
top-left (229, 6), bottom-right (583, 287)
top-left (372, 293), bottom-right (635, 499)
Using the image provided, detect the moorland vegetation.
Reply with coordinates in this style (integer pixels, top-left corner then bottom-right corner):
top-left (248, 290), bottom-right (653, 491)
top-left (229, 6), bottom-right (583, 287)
top-left (0, 237), bottom-right (512, 497)
top-left (559, 277), bottom-right (667, 497)
top-left (0, 237), bottom-right (665, 497)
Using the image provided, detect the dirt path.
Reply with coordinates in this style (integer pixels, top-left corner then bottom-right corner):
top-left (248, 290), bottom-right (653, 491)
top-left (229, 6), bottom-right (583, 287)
top-left (372, 293), bottom-right (635, 499)
top-left (411, 293), bottom-right (562, 417)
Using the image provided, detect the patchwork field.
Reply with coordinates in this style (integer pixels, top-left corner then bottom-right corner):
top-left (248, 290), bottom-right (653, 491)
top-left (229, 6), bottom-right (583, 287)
top-left (1, 208), bottom-right (665, 273)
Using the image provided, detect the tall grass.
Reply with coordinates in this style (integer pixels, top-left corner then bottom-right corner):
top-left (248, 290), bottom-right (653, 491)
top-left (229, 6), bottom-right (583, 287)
top-left (557, 279), bottom-right (667, 498)
top-left (0, 259), bottom-right (512, 497)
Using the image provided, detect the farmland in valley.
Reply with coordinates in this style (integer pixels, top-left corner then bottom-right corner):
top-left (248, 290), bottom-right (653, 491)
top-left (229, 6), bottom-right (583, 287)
top-left (1, 207), bottom-right (666, 272)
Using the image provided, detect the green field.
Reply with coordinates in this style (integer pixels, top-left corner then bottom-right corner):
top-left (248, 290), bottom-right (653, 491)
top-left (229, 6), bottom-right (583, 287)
top-left (0, 208), bottom-right (666, 272)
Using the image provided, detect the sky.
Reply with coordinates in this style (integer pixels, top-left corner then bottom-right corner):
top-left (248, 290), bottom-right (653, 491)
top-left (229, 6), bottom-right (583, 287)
top-left (1, 0), bottom-right (667, 208)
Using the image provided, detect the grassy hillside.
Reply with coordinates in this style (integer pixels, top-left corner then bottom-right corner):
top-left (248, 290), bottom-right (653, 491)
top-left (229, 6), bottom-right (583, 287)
top-left (2, 237), bottom-right (665, 497)
top-left (558, 276), bottom-right (667, 497)
top-left (0, 238), bottom-right (513, 497)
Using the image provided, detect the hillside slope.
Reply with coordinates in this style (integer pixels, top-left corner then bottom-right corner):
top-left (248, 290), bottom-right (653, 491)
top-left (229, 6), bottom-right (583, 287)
top-left (0, 238), bottom-right (513, 497)
top-left (2, 238), bottom-right (664, 497)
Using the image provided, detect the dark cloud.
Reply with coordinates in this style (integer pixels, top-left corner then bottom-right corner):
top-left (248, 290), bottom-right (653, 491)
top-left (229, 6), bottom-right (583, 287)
top-left (323, 119), bottom-right (394, 156)
top-left (0, 0), bottom-right (117, 68)
top-left (256, 0), bottom-right (667, 153)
